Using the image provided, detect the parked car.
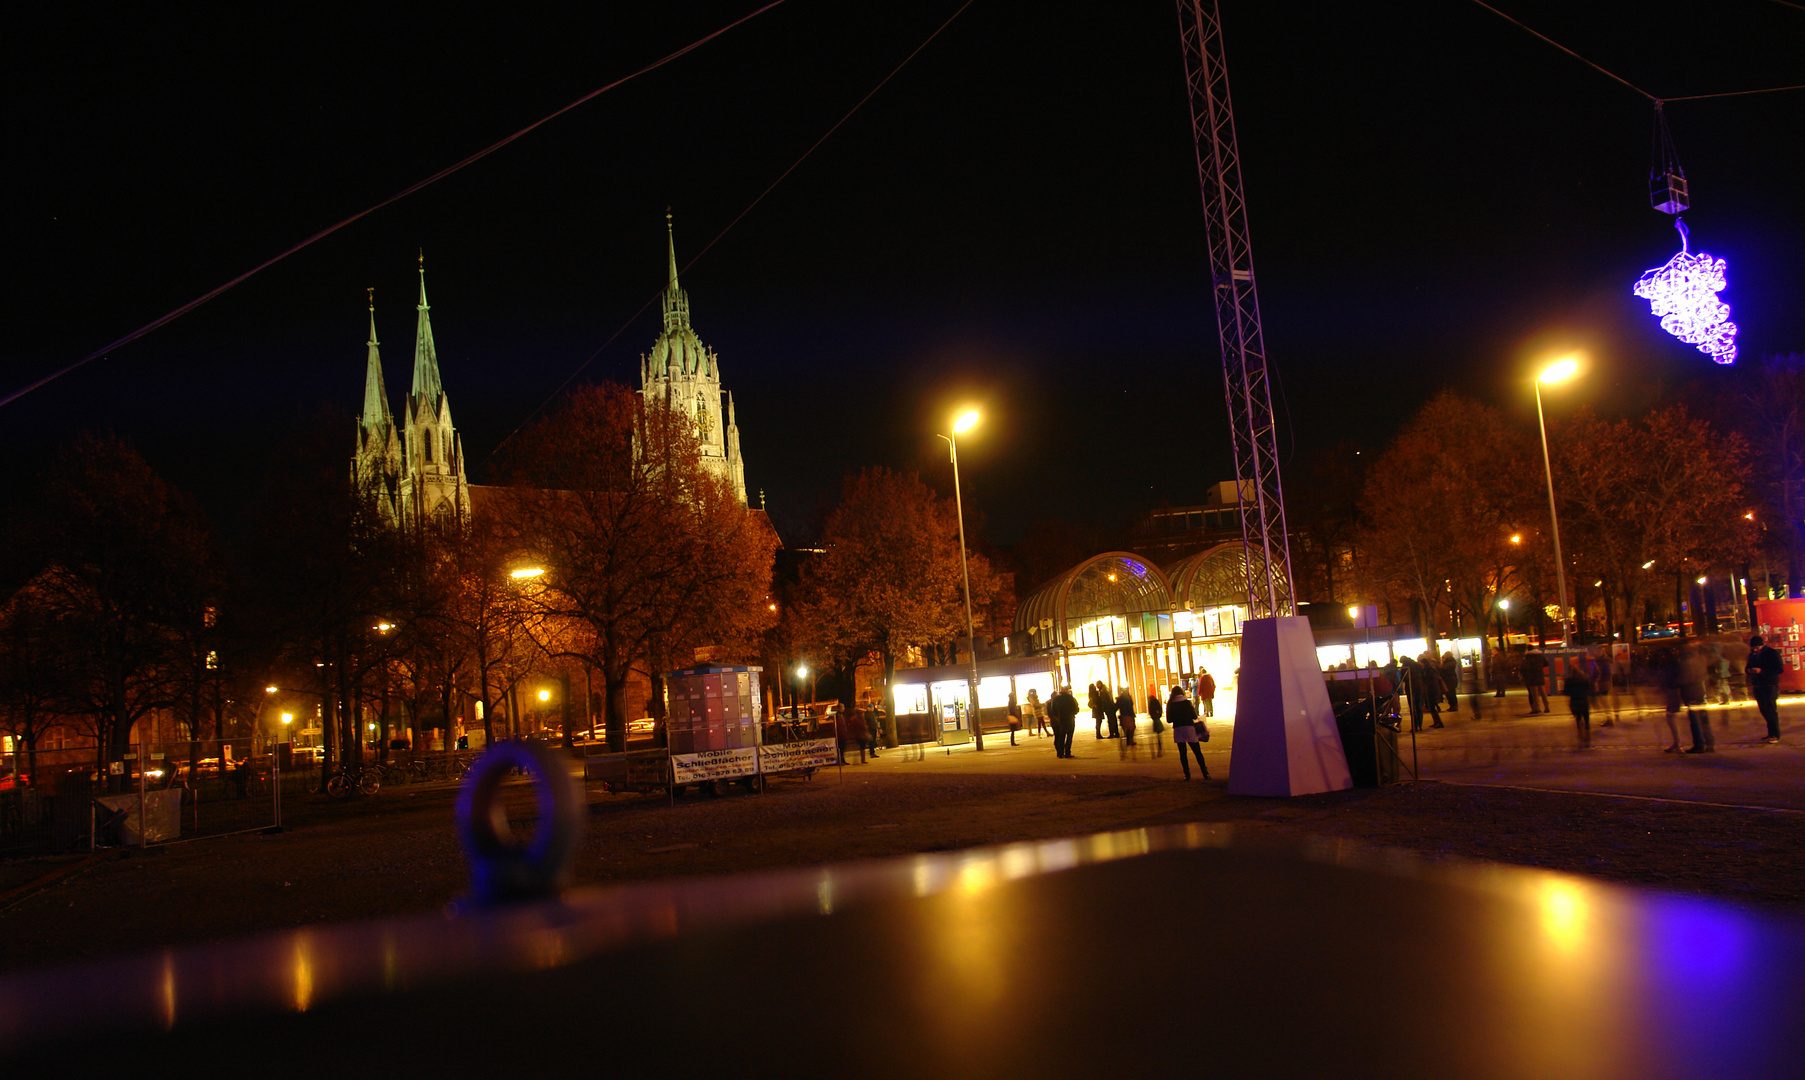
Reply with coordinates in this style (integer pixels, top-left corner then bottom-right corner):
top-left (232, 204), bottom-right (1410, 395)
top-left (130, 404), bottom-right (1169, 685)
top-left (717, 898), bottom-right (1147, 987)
top-left (1637, 623), bottom-right (1679, 640)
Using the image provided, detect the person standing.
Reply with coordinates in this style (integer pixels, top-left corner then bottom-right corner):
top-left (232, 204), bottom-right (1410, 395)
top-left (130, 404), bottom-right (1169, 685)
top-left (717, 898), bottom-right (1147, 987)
top-left (1520, 649), bottom-right (1550, 714)
top-left (1115, 686), bottom-right (1137, 747)
top-left (1047, 685), bottom-right (1080, 758)
top-left (1563, 665), bottom-right (1593, 748)
top-left (1166, 686), bottom-right (1209, 780)
top-left (1196, 668), bottom-right (1217, 718)
top-left (1104, 684), bottom-right (1121, 739)
top-left (835, 707), bottom-right (869, 764)
top-left (1678, 641), bottom-right (1713, 753)
top-left (1746, 635), bottom-right (1783, 744)
top-left (1487, 649), bottom-right (1506, 699)
top-left (1440, 652), bottom-right (1460, 712)
top-left (1088, 683), bottom-right (1108, 740)
top-left (1657, 646), bottom-right (1684, 753)
top-left (1006, 690), bottom-right (1022, 747)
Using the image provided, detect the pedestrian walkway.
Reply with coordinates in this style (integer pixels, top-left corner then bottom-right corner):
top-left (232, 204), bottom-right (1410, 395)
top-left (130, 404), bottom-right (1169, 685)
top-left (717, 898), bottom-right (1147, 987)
top-left (847, 686), bottom-right (1805, 810)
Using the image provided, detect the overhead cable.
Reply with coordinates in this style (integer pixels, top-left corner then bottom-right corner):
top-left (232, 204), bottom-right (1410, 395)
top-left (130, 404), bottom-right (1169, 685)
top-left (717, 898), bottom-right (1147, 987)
top-left (0, 1), bottom-right (788, 411)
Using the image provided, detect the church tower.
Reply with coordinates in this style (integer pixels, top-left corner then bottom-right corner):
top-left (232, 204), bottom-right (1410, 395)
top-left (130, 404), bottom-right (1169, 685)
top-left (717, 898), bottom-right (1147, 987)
top-left (638, 214), bottom-right (747, 505)
top-left (401, 254), bottom-right (471, 529)
top-left (353, 288), bottom-right (404, 524)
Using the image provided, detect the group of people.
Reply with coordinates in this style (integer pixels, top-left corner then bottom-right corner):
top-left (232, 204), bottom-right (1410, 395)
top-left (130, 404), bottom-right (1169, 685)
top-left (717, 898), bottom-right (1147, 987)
top-left (1019, 679), bottom-right (1214, 779)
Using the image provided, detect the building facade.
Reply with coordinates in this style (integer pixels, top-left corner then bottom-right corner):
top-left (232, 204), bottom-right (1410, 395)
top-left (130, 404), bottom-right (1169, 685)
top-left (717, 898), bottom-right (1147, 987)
top-left (638, 215), bottom-right (748, 506)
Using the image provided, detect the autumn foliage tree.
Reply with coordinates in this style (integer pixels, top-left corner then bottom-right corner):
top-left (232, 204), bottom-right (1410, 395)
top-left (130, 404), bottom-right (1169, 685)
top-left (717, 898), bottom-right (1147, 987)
top-left (496, 383), bottom-right (776, 750)
top-left (789, 468), bottom-right (997, 742)
top-left (1353, 393), bottom-right (1538, 643)
top-left (1554, 404), bottom-right (1747, 640)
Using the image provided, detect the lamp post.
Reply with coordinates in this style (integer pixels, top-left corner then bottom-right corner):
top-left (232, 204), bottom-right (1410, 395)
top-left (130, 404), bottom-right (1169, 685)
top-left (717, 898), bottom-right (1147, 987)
top-left (948, 409), bottom-right (984, 750)
top-left (1534, 356), bottom-right (1579, 645)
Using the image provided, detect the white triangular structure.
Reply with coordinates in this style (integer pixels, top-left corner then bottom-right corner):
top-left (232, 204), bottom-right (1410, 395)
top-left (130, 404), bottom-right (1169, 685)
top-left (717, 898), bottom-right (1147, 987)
top-left (1227, 616), bottom-right (1351, 796)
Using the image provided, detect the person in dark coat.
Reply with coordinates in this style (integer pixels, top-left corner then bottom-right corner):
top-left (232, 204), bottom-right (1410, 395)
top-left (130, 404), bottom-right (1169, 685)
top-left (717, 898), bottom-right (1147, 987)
top-left (1046, 685), bottom-right (1080, 758)
top-left (1145, 688), bottom-right (1165, 756)
top-left (1088, 683), bottom-right (1108, 739)
top-left (1166, 686), bottom-right (1209, 780)
top-left (1678, 641), bottom-right (1713, 754)
top-left (1563, 666), bottom-right (1593, 748)
top-left (1115, 687), bottom-right (1136, 746)
top-left (1746, 635), bottom-right (1784, 744)
top-left (1006, 690), bottom-right (1022, 746)
top-left (1439, 652), bottom-right (1460, 712)
top-left (835, 708), bottom-right (870, 764)
top-left (1521, 649), bottom-right (1550, 713)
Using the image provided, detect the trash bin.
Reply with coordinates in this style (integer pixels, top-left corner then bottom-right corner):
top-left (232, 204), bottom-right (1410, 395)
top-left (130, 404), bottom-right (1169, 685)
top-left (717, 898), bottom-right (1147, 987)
top-left (1336, 699), bottom-right (1401, 788)
top-left (1335, 702), bottom-right (1379, 788)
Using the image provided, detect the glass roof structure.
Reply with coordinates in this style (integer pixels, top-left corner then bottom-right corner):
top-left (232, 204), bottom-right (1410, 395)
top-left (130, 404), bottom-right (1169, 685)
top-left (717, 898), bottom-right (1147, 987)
top-left (1165, 542), bottom-right (1286, 611)
top-left (1015, 551), bottom-right (1175, 647)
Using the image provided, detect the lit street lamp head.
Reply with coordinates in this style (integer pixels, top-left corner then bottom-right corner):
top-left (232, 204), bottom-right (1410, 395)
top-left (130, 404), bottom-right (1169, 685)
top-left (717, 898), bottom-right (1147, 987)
top-left (265, 686), bottom-right (278, 694)
top-left (953, 409), bottom-right (980, 435)
top-left (537, 689), bottom-right (551, 702)
top-left (1538, 356), bottom-right (1580, 385)
top-left (510, 567), bottom-right (545, 580)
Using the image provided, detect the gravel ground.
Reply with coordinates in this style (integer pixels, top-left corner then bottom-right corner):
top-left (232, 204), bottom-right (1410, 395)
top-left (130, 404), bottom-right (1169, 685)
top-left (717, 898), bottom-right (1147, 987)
top-left (3, 757), bottom-right (1803, 976)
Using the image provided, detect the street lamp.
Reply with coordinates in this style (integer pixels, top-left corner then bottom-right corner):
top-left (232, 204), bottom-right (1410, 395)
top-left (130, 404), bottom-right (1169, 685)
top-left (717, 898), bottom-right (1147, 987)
top-left (943, 408), bottom-right (985, 750)
top-left (1534, 355), bottom-right (1579, 644)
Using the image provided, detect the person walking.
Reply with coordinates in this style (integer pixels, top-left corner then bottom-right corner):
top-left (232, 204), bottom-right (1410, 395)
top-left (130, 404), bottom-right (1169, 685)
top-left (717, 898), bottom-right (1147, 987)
top-left (1521, 649), bottom-right (1550, 714)
top-left (1146, 687), bottom-right (1165, 756)
top-left (1678, 641), bottom-right (1713, 753)
top-left (1440, 651), bottom-right (1460, 713)
top-left (1088, 683), bottom-right (1108, 740)
top-left (1166, 686), bottom-right (1209, 780)
top-left (1709, 644), bottom-right (1732, 706)
top-left (1746, 635), bottom-right (1783, 744)
top-left (1047, 685), bottom-right (1080, 758)
top-left (1115, 686), bottom-right (1137, 747)
top-left (1026, 687), bottom-right (1048, 737)
top-left (835, 707), bottom-right (869, 764)
top-left (1563, 665), bottom-right (1594, 748)
top-left (1196, 668), bottom-right (1217, 718)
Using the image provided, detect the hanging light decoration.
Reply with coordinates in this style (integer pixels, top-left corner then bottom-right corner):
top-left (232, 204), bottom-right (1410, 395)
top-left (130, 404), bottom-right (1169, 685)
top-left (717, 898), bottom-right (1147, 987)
top-left (1634, 103), bottom-right (1737, 364)
top-left (1634, 219), bottom-right (1738, 364)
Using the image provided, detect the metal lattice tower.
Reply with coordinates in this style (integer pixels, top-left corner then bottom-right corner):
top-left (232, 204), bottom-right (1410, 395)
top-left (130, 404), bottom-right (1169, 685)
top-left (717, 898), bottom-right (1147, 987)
top-left (1175, 0), bottom-right (1294, 619)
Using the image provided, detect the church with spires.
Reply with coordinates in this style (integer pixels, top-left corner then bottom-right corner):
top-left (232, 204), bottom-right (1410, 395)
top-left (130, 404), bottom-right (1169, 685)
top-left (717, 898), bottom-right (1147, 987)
top-left (354, 255), bottom-right (471, 530)
top-left (354, 221), bottom-right (749, 530)
top-left (639, 213), bottom-right (748, 506)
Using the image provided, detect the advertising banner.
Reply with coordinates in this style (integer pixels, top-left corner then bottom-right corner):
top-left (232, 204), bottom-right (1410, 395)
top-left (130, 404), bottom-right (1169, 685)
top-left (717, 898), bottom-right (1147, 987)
top-left (758, 738), bottom-right (839, 773)
top-left (670, 746), bottom-right (758, 784)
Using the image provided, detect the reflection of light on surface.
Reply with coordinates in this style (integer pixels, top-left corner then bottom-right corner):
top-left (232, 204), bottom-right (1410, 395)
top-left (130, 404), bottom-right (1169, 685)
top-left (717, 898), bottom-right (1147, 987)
top-left (159, 953), bottom-right (177, 1030)
top-left (291, 935), bottom-right (314, 1013)
top-left (382, 932), bottom-right (399, 989)
top-left (817, 876), bottom-right (834, 915)
top-left (1539, 879), bottom-right (1590, 954)
top-left (955, 856), bottom-right (998, 897)
top-left (912, 861), bottom-right (937, 898)
top-left (999, 846), bottom-right (1038, 881)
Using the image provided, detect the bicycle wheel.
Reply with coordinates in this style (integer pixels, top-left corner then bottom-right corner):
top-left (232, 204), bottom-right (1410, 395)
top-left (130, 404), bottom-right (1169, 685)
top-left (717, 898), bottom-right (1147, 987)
top-left (325, 772), bottom-right (350, 799)
top-left (358, 770), bottom-right (380, 796)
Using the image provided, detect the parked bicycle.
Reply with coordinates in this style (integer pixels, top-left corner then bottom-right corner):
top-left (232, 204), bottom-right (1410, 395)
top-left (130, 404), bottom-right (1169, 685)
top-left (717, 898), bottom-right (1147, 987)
top-left (324, 765), bottom-right (381, 799)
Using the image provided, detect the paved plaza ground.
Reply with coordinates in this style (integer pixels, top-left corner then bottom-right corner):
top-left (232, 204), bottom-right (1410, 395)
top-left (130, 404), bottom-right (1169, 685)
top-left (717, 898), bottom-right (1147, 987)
top-left (1, 686), bottom-right (1800, 976)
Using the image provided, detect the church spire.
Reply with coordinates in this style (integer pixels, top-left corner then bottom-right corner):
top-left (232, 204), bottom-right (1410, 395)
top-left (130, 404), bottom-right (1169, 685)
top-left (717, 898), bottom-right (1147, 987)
top-left (412, 250), bottom-right (444, 404)
top-left (361, 287), bottom-right (391, 429)
top-left (662, 210), bottom-right (691, 334)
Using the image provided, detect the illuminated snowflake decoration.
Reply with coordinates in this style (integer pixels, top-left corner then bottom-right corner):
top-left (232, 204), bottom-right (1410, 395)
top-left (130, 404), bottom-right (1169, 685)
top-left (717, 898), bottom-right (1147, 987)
top-left (1632, 222), bottom-right (1737, 364)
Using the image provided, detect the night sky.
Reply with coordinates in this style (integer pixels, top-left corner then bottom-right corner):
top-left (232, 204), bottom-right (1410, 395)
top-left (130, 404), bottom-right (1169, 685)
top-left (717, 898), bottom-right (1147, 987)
top-left (5, 1), bottom-right (1802, 548)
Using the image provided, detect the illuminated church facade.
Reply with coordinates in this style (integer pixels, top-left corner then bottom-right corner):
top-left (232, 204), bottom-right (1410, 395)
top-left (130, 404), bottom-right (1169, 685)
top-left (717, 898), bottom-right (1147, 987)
top-left (354, 221), bottom-right (748, 528)
top-left (638, 215), bottom-right (748, 506)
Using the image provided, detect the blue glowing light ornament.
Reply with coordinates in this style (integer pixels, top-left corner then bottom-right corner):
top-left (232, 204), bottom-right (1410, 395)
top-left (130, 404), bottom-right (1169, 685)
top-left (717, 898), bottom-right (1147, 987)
top-left (1633, 218), bottom-right (1737, 365)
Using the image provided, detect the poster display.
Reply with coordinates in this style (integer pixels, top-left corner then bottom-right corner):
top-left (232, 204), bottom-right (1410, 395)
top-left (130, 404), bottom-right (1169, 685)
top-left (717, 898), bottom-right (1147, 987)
top-left (757, 737), bottom-right (838, 773)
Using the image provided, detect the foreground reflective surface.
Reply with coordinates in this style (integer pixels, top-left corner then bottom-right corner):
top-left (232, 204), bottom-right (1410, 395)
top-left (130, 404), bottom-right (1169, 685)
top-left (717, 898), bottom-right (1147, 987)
top-left (3, 823), bottom-right (1802, 1077)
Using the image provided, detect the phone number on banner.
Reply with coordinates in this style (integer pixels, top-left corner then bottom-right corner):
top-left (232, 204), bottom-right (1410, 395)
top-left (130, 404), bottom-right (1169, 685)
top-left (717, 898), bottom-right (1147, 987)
top-left (670, 747), bottom-right (759, 784)
top-left (758, 738), bottom-right (839, 772)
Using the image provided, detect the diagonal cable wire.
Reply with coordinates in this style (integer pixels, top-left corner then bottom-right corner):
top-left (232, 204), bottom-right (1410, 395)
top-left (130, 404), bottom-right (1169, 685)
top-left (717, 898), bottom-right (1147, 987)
top-left (0, 1), bottom-right (787, 411)
top-left (489, 0), bottom-right (980, 460)
top-left (1467, 0), bottom-right (1805, 103)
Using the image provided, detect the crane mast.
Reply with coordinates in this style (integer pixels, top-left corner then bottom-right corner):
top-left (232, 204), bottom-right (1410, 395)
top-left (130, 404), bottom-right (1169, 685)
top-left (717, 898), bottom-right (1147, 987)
top-left (1175, 0), bottom-right (1294, 619)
